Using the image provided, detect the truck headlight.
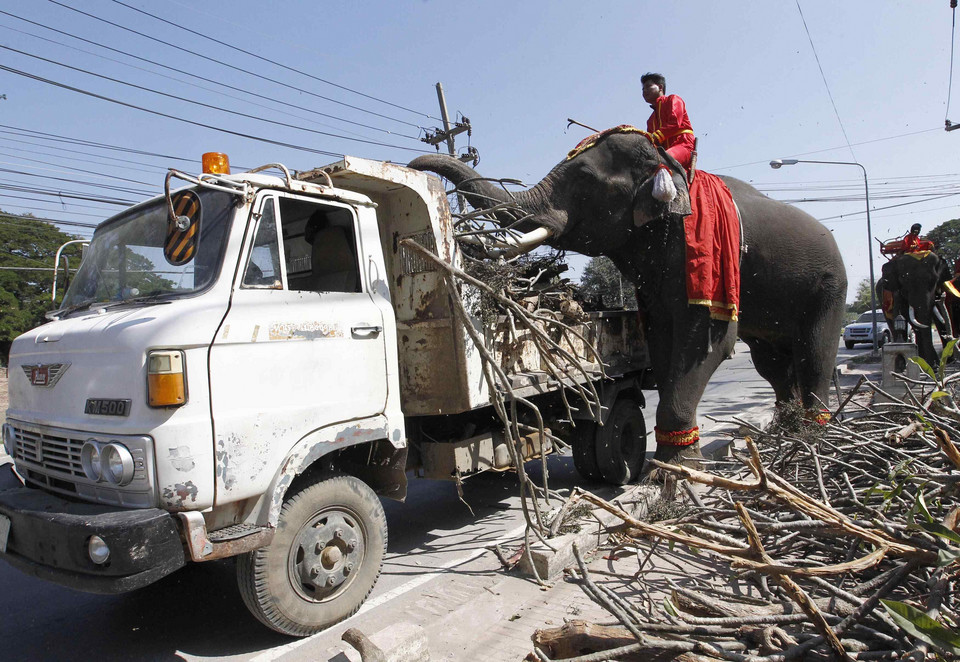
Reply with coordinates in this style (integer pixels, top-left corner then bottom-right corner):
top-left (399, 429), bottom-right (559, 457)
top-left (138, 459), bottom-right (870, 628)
top-left (2, 424), bottom-right (14, 456)
top-left (147, 350), bottom-right (186, 408)
top-left (81, 440), bottom-right (102, 481)
top-left (101, 443), bottom-right (135, 486)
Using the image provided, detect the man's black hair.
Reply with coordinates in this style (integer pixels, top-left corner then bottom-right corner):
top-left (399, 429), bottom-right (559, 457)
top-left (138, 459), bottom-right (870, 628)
top-left (641, 72), bottom-right (667, 94)
top-left (911, 222), bottom-right (922, 234)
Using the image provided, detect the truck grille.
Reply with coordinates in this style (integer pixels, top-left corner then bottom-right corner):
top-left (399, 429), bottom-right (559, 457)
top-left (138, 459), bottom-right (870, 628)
top-left (13, 427), bottom-right (84, 477)
top-left (7, 422), bottom-right (157, 508)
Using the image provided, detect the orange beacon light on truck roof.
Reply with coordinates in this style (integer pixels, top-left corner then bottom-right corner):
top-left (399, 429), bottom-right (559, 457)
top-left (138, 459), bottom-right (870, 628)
top-left (202, 152), bottom-right (230, 174)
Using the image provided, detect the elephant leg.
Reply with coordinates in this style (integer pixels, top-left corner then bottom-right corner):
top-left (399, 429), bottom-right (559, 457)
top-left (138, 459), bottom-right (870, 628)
top-left (793, 300), bottom-right (845, 416)
top-left (742, 337), bottom-right (797, 403)
top-left (648, 305), bottom-right (738, 468)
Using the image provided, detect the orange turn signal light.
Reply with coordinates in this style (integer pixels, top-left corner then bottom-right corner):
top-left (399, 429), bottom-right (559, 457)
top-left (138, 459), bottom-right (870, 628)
top-left (202, 152), bottom-right (231, 175)
top-left (147, 350), bottom-right (186, 407)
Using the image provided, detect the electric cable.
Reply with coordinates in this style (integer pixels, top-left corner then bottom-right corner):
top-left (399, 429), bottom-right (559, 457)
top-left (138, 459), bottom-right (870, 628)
top-left (0, 137), bottom-right (168, 175)
top-left (47, 0), bottom-right (427, 131)
top-left (0, 63), bottom-right (354, 160)
top-left (796, 0), bottom-right (857, 161)
top-left (0, 13), bottom-right (420, 140)
top-left (0, 211), bottom-right (98, 229)
top-left (0, 124), bottom-right (194, 164)
top-left (109, 0), bottom-right (440, 122)
top-left (0, 151), bottom-right (158, 189)
top-left (0, 44), bottom-right (431, 154)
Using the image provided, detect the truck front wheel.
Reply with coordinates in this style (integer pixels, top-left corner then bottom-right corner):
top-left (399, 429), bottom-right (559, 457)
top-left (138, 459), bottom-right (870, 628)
top-left (594, 397), bottom-right (647, 485)
top-left (236, 475), bottom-right (387, 636)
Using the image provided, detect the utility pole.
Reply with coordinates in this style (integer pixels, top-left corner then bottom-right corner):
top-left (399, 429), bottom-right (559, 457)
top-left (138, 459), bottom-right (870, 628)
top-left (421, 82), bottom-right (476, 211)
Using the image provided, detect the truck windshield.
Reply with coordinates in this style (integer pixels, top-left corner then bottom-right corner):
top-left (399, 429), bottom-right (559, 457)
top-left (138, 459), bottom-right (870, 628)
top-left (60, 188), bottom-right (236, 311)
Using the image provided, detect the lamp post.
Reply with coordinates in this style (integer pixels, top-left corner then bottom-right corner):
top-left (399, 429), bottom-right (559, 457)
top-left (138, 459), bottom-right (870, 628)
top-left (770, 158), bottom-right (879, 356)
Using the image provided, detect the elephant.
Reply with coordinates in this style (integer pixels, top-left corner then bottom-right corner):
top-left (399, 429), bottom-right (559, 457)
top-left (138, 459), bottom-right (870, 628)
top-left (409, 130), bottom-right (847, 477)
top-left (876, 251), bottom-right (953, 366)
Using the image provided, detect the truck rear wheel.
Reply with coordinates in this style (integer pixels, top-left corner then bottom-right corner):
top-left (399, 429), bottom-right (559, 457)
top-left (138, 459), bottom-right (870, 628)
top-left (595, 398), bottom-right (647, 485)
top-left (571, 421), bottom-right (602, 482)
top-left (236, 475), bottom-right (387, 636)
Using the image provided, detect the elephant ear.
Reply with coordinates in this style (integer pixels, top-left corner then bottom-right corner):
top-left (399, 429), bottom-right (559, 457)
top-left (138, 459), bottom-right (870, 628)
top-left (631, 148), bottom-right (691, 227)
top-left (880, 258), bottom-right (900, 291)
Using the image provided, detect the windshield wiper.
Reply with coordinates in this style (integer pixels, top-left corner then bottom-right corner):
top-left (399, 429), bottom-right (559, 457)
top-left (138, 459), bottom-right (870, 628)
top-left (47, 294), bottom-right (173, 320)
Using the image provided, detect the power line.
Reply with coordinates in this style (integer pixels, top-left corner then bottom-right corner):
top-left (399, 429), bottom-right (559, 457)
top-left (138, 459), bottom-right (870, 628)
top-left (47, 0), bottom-right (427, 131)
top-left (0, 151), bottom-right (157, 189)
top-left (0, 44), bottom-right (431, 154)
top-left (0, 181), bottom-right (136, 206)
top-left (796, 0), bottom-right (856, 161)
top-left (712, 127), bottom-right (941, 171)
top-left (0, 124), bottom-right (195, 164)
top-left (0, 211), bottom-right (98, 229)
top-left (109, 0), bottom-right (439, 123)
top-left (0, 136), bottom-right (168, 175)
top-left (0, 12), bottom-right (420, 141)
top-left (0, 63), bottom-right (353, 160)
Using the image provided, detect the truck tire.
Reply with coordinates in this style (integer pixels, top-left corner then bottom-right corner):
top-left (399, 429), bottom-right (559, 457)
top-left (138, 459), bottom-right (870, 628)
top-left (844, 341), bottom-right (855, 349)
top-left (571, 421), bottom-right (602, 482)
top-left (594, 398), bottom-right (647, 485)
top-left (236, 475), bottom-right (387, 636)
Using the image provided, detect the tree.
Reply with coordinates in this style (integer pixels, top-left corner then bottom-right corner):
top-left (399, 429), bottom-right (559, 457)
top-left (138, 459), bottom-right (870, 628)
top-left (0, 211), bottom-right (82, 363)
top-left (925, 218), bottom-right (960, 269)
top-left (579, 256), bottom-right (637, 310)
top-left (849, 278), bottom-right (877, 314)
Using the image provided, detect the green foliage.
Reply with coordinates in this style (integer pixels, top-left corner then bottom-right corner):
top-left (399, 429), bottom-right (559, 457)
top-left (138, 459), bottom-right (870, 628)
top-left (848, 278), bottom-right (876, 314)
top-left (881, 599), bottom-right (960, 654)
top-left (579, 256), bottom-right (637, 310)
top-left (0, 211), bottom-right (82, 359)
top-left (926, 218), bottom-right (960, 268)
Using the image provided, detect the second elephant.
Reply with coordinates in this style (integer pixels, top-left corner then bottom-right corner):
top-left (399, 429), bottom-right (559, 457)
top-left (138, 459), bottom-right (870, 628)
top-left (877, 251), bottom-right (953, 365)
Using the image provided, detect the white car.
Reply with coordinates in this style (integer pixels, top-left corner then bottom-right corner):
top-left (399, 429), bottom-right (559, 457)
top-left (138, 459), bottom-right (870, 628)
top-left (843, 309), bottom-right (892, 349)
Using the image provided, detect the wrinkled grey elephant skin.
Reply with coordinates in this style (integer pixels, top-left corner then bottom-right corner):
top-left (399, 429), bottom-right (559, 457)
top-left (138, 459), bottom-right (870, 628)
top-left (877, 252), bottom-right (952, 366)
top-left (409, 133), bottom-right (847, 466)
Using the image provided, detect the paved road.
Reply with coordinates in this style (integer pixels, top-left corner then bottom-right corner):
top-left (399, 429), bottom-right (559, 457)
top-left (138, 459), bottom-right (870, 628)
top-left (0, 340), bottom-right (863, 661)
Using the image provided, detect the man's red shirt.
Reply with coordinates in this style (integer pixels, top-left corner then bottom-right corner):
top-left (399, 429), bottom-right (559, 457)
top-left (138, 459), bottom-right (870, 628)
top-left (646, 94), bottom-right (695, 168)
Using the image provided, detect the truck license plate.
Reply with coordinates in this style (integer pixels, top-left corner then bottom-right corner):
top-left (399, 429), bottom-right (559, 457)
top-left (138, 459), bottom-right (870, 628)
top-left (0, 514), bottom-right (9, 553)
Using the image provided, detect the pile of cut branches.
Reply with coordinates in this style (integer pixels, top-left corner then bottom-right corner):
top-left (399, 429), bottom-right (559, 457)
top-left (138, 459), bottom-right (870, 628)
top-left (531, 361), bottom-right (960, 661)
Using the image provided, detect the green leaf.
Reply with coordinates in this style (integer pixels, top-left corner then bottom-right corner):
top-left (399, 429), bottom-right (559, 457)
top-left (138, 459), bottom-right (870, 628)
top-left (915, 520), bottom-right (960, 546)
top-left (881, 599), bottom-right (960, 654)
top-left (938, 547), bottom-right (960, 567)
top-left (912, 356), bottom-right (937, 381)
top-left (941, 339), bottom-right (958, 381)
top-left (912, 490), bottom-right (935, 524)
top-left (932, 390), bottom-right (952, 400)
top-left (662, 598), bottom-right (679, 618)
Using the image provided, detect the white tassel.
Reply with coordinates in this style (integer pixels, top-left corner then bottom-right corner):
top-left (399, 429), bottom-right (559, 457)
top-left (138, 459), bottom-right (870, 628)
top-left (652, 167), bottom-right (677, 202)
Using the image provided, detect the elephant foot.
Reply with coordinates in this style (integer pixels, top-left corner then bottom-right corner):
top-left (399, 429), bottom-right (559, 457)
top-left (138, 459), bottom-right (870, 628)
top-left (647, 426), bottom-right (705, 482)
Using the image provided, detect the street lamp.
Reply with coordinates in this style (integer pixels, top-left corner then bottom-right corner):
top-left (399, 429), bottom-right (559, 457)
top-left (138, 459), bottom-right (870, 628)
top-left (769, 158), bottom-right (879, 356)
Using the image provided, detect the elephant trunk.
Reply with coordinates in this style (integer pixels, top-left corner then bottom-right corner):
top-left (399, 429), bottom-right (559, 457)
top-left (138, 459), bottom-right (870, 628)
top-left (407, 154), bottom-right (556, 255)
top-left (909, 305), bottom-right (930, 329)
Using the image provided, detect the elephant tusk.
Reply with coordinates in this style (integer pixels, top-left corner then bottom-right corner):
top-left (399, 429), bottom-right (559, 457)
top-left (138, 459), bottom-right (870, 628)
top-left (461, 226), bottom-right (554, 258)
top-left (934, 304), bottom-right (946, 325)
top-left (909, 305), bottom-right (930, 329)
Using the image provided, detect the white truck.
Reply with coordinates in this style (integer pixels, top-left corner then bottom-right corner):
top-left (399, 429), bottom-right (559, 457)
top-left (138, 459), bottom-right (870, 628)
top-left (0, 154), bottom-right (649, 635)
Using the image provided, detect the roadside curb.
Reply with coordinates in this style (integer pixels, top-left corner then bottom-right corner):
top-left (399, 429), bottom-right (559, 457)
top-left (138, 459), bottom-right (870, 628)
top-left (517, 484), bottom-right (657, 580)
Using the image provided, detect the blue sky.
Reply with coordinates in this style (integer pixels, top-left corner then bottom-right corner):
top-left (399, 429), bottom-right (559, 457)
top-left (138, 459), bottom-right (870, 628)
top-left (1, 1), bottom-right (958, 302)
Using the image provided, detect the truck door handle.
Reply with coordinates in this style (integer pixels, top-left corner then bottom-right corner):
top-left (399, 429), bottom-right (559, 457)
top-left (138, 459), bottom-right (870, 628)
top-left (351, 325), bottom-right (383, 337)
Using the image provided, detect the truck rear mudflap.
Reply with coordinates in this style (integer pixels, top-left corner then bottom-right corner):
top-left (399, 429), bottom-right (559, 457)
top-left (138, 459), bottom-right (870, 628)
top-left (0, 481), bottom-right (186, 594)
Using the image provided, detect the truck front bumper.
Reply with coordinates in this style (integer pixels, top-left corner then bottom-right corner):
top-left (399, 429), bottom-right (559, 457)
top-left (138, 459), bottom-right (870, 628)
top-left (0, 479), bottom-right (186, 594)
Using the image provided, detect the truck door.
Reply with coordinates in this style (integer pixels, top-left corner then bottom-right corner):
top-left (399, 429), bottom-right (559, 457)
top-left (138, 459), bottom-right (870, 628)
top-left (208, 193), bottom-right (388, 502)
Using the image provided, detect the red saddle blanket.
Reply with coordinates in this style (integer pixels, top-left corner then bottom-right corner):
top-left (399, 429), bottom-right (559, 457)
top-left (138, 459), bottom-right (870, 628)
top-left (684, 172), bottom-right (740, 322)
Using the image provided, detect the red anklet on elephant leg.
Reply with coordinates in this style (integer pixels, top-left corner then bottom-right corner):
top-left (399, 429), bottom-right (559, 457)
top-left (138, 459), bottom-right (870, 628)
top-left (655, 426), bottom-right (699, 446)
